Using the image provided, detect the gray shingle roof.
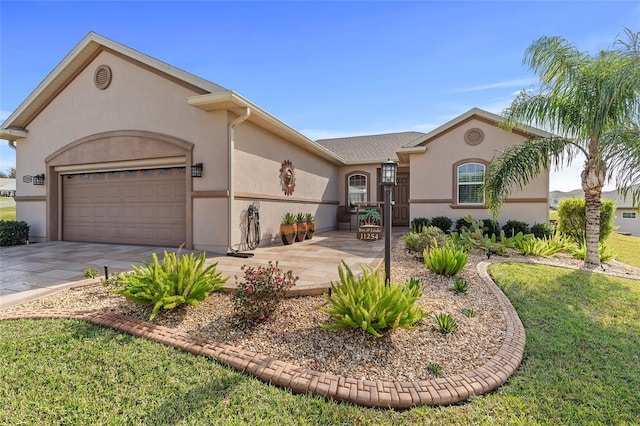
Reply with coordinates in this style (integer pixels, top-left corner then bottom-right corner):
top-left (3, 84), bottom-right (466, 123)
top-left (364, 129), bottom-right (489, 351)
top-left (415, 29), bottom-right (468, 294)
top-left (315, 131), bottom-right (425, 163)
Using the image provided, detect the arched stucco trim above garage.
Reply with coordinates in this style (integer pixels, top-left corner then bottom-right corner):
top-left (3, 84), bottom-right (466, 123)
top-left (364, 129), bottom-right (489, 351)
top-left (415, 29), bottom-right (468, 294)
top-left (45, 130), bottom-right (195, 247)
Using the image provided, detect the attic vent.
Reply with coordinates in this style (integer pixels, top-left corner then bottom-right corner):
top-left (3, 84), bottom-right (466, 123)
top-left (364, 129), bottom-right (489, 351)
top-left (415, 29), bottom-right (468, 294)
top-left (464, 128), bottom-right (484, 145)
top-left (94, 65), bottom-right (112, 90)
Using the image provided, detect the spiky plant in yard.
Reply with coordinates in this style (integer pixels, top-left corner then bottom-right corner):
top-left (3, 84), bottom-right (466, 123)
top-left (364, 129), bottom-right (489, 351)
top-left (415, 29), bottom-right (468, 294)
top-left (319, 261), bottom-right (429, 337)
top-left (483, 29), bottom-right (640, 267)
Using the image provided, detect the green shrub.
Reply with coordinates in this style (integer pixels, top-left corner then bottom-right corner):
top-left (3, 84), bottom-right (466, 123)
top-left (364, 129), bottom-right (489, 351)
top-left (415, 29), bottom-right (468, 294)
top-left (427, 362), bottom-right (443, 376)
top-left (502, 220), bottom-right (530, 238)
top-left (404, 277), bottom-right (422, 294)
top-left (423, 242), bottom-right (468, 276)
top-left (452, 215), bottom-right (519, 256)
top-left (430, 216), bottom-right (453, 233)
top-left (403, 226), bottom-right (449, 254)
top-left (516, 232), bottom-right (573, 257)
top-left (232, 261), bottom-right (298, 322)
top-left (463, 308), bottom-right (476, 318)
top-left (557, 198), bottom-right (616, 243)
top-left (410, 217), bottom-right (430, 233)
top-left (452, 278), bottom-right (468, 294)
top-left (531, 222), bottom-right (554, 239)
top-left (319, 261), bottom-right (429, 337)
top-left (434, 313), bottom-right (458, 334)
top-left (571, 242), bottom-right (616, 262)
top-left (83, 267), bottom-right (100, 279)
top-left (455, 216), bottom-right (499, 238)
top-left (0, 220), bottom-right (29, 246)
top-left (113, 251), bottom-right (226, 320)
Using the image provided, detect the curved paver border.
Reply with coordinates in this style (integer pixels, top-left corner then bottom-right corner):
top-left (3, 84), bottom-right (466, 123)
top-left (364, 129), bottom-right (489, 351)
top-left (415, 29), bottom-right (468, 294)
top-left (0, 260), bottom-right (525, 409)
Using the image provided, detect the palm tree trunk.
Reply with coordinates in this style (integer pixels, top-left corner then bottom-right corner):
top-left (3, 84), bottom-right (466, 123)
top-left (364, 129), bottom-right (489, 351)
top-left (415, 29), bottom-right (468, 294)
top-left (581, 148), bottom-right (604, 266)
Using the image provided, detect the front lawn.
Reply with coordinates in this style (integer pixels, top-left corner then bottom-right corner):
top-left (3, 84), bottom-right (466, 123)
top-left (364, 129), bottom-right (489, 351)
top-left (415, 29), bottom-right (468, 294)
top-left (0, 205), bottom-right (16, 221)
top-left (1, 263), bottom-right (638, 424)
top-left (607, 232), bottom-right (640, 268)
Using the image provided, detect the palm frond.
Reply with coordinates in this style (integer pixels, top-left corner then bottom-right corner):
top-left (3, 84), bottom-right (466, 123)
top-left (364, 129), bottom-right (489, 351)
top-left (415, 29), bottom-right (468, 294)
top-left (601, 125), bottom-right (640, 207)
top-left (483, 136), bottom-right (575, 214)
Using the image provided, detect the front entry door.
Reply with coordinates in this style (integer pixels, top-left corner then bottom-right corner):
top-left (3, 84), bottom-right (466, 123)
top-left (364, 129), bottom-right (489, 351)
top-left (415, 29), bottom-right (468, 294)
top-left (393, 174), bottom-right (409, 226)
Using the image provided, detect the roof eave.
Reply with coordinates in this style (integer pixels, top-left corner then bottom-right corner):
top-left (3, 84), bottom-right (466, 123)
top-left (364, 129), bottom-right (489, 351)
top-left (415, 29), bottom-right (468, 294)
top-left (0, 128), bottom-right (28, 141)
top-left (188, 91), bottom-right (346, 165)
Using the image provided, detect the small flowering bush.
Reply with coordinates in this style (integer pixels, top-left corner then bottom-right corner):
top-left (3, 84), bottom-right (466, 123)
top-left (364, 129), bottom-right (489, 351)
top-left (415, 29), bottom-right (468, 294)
top-left (231, 261), bottom-right (298, 322)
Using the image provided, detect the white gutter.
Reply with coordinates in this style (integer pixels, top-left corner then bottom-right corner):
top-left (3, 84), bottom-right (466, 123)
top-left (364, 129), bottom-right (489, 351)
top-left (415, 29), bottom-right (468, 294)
top-left (228, 107), bottom-right (251, 253)
top-left (7, 141), bottom-right (16, 150)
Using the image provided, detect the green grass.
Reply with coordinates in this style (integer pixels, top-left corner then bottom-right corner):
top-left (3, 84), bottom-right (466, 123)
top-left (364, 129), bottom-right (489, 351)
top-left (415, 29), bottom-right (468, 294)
top-left (607, 232), bottom-right (640, 268)
top-left (0, 205), bottom-right (16, 220)
top-left (1, 264), bottom-right (639, 424)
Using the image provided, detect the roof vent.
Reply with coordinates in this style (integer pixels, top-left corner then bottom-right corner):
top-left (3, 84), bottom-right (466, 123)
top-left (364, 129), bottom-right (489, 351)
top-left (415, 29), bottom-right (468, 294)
top-left (464, 128), bottom-right (484, 145)
top-left (94, 65), bottom-right (112, 90)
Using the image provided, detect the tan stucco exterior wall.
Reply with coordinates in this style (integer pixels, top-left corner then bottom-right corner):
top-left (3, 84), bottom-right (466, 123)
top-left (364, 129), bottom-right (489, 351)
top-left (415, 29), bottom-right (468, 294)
top-left (409, 119), bottom-right (549, 227)
top-left (232, 120), bottom-right (339, 249)
top-left (16, 50), bottom-right (227, 246)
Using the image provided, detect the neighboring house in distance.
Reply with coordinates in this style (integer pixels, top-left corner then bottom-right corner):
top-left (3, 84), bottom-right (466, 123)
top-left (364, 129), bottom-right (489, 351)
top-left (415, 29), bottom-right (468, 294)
top-left (0, 32), bottom-right (550, 252)
top-left (0, 179), bottom-right (16, 197)
top-left (550, 188), bottom-right (640, 236)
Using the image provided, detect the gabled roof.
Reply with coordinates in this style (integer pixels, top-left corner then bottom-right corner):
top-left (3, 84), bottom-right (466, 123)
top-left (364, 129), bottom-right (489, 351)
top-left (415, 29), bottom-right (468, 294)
top-left (1, 32), bottom-right (228, 136)
top-left (0, 32), bottom-right (346, 165)
top-left (403, 107), bottom-right (554, 148)
top-left (315, 131), bottom-right (424, 164)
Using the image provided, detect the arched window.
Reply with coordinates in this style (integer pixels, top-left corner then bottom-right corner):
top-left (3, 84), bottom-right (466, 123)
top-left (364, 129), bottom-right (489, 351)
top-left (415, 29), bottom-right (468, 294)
top-left (457, 163), bottom-right (485, 204)
top-left (348, 173), bottom-right (367, 208)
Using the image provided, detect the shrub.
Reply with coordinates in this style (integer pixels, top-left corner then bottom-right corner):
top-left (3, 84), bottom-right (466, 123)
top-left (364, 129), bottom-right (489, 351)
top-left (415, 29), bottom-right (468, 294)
top-left (83, 267), bottom-right (100, 279)
top-left (571, 242), bottom-right (616, 262)
top-left (319, 261), bottom-right (429, 337)
top-left (404, 277), bottom-right (422, 294)
top-left (531, 222), bottom-right (554, 239)
top-left (232, 261), bottom-right (297, 322)
top-left (502, 220), bottom-right (530, 238)
top-left (430, 216), bottom-right (453, 233)
top-left (423, 242), bottom-right (468, 276)
top-left (403, 226), bottom-right (448, 254)
top-left (516, 233), bottom-right (573, 257)
top-left (463, 308), bottom-right (476, 318)
top-left (557, 198), bottom-right (616, 243)
top-left (452, 215), bottom-right (517, 256)
top-left (0, 220), bottom-right (29, 246)
top-left (452, 278), bottom-right (468, 294)
top-left (434, 313), bottom-right (458, 334)
top-left (113, 251), bottom-right (226, 320)
top-left (410, 217), bottom-right (430, 233)
top-left (455, 216), bottom-right (499, 238)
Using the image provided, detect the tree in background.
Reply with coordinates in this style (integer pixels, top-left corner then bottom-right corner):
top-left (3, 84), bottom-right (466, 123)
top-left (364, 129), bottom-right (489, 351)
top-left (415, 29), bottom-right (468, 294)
top-left (0, 167), bottom-right (16, 178)
top-left (483, 29), bottom-right (640, 266)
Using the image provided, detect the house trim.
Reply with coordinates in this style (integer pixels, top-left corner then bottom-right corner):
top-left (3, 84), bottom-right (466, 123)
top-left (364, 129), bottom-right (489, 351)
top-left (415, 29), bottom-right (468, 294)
top-left (344, 170), bottom-right (371, 207)
top-left (235, 192), bottom-right (339, 205)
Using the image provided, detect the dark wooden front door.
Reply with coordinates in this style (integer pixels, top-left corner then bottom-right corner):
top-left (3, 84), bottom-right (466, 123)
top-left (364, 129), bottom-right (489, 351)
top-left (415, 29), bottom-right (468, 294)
top-left (393, 174), bottom-right (409, 226)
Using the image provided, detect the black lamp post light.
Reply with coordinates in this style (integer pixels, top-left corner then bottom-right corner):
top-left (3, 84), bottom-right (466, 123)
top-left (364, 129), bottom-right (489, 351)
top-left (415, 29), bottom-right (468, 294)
top-left (380, 158), bottom-right (397, 285)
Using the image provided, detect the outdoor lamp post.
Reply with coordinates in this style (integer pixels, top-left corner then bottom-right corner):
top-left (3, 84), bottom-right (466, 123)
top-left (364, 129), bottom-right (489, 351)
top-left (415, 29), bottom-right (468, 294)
top-left (380, 158), bottom-right (397, 285)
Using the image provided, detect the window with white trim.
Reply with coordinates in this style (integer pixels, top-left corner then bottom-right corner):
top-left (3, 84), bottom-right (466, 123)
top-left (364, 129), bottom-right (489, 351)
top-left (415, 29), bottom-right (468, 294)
top-left (457, 163), bottom-right (485, 204)
top-left (622, 212), bottom-right (637, 219)
top-left (348, 174), bottom-right (367, 208)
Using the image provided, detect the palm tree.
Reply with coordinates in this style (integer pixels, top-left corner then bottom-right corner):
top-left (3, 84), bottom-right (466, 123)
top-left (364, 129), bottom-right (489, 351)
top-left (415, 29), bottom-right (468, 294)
top-left (484, 28), bottom-right (640, 266)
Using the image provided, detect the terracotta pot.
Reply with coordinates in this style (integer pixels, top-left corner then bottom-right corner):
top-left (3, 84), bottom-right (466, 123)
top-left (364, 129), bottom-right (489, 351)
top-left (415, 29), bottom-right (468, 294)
top-left (295, 222), bottom-right (308, 242)
top-left (305, 221), bottom-right (316, 239)
top-left (280, 223), bottom-right (297, 245)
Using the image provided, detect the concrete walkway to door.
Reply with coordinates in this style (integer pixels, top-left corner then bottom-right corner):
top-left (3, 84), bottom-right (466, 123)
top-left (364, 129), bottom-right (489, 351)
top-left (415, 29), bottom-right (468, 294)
top-left (0, 230), bottom-right (396, 309)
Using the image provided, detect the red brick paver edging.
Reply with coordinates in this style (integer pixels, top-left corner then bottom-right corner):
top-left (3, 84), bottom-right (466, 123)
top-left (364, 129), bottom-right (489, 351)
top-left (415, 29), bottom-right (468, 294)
top-left (0, 261), bottom-right (525, 409)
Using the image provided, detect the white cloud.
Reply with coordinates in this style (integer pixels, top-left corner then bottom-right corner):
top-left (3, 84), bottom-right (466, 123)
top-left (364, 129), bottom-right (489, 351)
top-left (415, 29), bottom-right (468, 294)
top-left (455, 77), bottom-right (538, 93)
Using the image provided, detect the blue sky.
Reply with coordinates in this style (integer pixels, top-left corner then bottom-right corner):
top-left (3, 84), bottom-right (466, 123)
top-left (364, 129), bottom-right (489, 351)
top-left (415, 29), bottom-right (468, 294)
top-left (1, 1), bottom-right (638, 190)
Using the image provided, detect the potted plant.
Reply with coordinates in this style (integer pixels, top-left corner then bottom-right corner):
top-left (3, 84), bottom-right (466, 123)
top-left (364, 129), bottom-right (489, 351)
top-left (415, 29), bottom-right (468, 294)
top-left (305, 213), bottom-right (316, 240)
top-left (280, 213), bottom-right (297, 245)
top-left (295, 212), bottom-right (308, 242)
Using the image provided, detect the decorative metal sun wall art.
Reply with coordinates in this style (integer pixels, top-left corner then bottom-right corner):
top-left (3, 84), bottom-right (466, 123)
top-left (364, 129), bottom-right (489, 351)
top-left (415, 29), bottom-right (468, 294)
top-left (279, 159), bottom-right (296, 196)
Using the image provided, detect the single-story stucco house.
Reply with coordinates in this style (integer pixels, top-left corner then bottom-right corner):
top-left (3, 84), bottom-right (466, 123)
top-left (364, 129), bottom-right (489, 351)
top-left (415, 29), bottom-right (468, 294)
top-left (0, 32), bottom-right (550, 253)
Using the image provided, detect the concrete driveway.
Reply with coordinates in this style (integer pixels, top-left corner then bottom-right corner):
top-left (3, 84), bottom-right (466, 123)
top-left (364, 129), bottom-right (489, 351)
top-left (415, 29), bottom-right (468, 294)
top-left (0, 230), bottom-right (393, 309)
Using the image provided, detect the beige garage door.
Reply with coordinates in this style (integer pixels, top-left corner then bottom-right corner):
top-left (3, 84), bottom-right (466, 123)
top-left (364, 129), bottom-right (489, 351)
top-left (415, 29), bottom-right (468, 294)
top-left (62, 168), bottom-right (186, 246)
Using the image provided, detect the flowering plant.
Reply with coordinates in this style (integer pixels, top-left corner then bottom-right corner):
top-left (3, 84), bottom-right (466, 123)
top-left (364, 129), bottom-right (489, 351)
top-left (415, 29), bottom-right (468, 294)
top-left (231, 261), bottom-right (298, 322)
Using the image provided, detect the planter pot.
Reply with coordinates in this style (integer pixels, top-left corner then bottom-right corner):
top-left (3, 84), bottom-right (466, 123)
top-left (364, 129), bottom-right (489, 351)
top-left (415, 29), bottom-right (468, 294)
top-left (305, 221), bottom-right (316, 239)
top-left (295, 222), bottom-right (308, 242)
top-left (280, 223), bottom-right (297, 245)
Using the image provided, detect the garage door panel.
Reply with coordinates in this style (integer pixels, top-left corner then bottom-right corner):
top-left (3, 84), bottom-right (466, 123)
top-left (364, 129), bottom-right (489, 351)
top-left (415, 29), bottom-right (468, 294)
top-left (63, 167), bottom-right (186, 246)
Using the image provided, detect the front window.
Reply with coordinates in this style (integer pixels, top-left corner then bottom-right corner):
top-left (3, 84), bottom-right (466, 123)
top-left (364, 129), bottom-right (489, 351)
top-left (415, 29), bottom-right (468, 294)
top-left (348, 174), bottom-right (367, 208)
top-left (457, 163), bottom-right (485, 204)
